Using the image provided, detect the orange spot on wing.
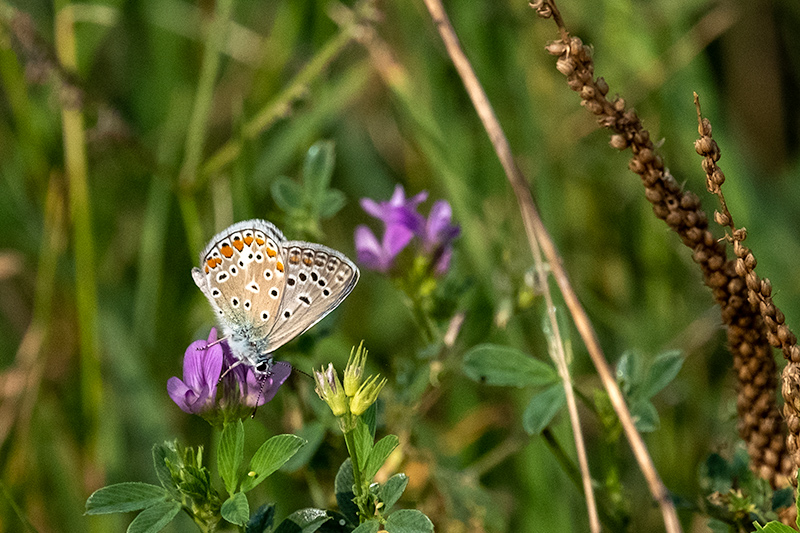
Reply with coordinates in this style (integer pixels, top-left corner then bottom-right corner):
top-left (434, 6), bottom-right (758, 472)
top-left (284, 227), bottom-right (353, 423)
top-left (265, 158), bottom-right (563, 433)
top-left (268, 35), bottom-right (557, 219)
top-left (244, 235), bottom-right (253, 245)
top-left (276, 261), bottom-right (284, 272)
top-left (205, 265), bottom-right (209, 273)
top-left (233, 238), bottom-right (244, 251)
top-left (221, 244), bottom-right (234, 257)
top-left (256, 237), bottom-right (265, 245)
top-left (267, 248), bottom-right (277, 258)
top-left (303, 257), bottom-right (313, 266)
top-left (207, 258), bottom-right (217, 269)
top-left (215, 257), bottom-right (223, 266)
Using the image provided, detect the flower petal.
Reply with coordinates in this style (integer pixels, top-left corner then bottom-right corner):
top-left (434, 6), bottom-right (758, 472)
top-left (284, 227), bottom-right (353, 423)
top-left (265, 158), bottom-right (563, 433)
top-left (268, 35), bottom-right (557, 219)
top-left (355, 225), bottom-right (388, 271)
top-left (383, 223), bottom-right (414, 257)
top-left (260, 362), bottom-right (292, 403)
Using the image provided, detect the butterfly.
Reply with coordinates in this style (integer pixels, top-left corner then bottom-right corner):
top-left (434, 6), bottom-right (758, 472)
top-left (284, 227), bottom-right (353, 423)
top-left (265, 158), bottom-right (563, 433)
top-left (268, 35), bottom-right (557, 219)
top-left (191, 219), bottom-right (359, 378)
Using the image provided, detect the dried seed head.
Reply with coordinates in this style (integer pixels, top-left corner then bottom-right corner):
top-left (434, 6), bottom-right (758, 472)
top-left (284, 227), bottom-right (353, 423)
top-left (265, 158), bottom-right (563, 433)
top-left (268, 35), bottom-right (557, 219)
top-left (695, 137), bottom-right (713, 156)
top-left (761, 279), bottom-right (772, 298)
top-left (595, 77), bottom-right (609, 95)
top-left (545, 40), bottom-right (567, 56)
top-left (714, 211), bottom-right (730, 226)
top-left (609, 134), bottom-right (628, 150)
top-left (530, 0), bottom-right (553, 18)
top-left (745, 252), bottom-right (757, 270)
top-left (556, 56), bottom-right (576, 76)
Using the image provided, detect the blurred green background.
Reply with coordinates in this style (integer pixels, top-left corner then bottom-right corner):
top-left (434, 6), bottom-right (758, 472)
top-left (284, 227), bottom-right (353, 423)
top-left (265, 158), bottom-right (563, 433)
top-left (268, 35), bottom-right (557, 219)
top-left (1, 0), bottom-right (799, 531)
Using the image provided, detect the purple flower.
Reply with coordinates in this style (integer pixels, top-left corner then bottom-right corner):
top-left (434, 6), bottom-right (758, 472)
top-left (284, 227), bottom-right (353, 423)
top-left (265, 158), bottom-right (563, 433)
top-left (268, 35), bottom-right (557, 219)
top-left (224, 352), bottom-right (291, 407)
top-left (422, 200), bottom-right (460, 275)
top-left (355, 185), bottom-right (460, 276)
top-left (169, 328), bottom-right (291, 418)
top-left (167, 329), bottom-right (224, 414)
top-left (360, 185), bottom-right (428, 234)
top-left (354, 223), bottom-right (414, 272)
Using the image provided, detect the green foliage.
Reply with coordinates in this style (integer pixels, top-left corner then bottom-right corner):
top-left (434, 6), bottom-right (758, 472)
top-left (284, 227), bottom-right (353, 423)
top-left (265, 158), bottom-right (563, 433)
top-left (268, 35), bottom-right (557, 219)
top-left (462, 343), bottom-right (559, 387)
top-left (522, 383), bottom-right (566, 435)
top-left (240, 434), bottom-right (307, 492)
top-left (272, 141), bottom-right (347, 238)
top-left (4, 0), bottom-right (800, 530)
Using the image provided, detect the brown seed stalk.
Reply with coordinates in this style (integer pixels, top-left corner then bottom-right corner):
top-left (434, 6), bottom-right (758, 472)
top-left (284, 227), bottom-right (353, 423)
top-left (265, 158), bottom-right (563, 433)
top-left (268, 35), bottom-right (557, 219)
top-left (539, 0), bottom-right (792, 489)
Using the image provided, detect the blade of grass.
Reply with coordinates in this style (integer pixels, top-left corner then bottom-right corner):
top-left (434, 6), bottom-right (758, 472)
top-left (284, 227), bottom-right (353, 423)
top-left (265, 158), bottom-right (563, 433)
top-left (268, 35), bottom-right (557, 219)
top-left (177, 0), bottom-right (234, 254)
top-left (199, 1), bottom-right (370, 182)
top-left (55, 0), bottom-right (103, 473)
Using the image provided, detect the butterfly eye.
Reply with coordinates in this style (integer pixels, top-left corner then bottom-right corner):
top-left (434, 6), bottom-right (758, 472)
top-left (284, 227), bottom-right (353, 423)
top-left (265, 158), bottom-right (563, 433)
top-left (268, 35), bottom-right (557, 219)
top-left (256, 361), bottom-right (268, 372)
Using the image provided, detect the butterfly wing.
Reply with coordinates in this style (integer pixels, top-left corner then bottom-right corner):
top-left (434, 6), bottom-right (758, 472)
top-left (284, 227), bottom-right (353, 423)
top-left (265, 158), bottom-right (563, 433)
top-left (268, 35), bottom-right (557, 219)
top-left (192, 220), bottom-right (289, 361)
top-left (264, 240), bottom-right (360, 352)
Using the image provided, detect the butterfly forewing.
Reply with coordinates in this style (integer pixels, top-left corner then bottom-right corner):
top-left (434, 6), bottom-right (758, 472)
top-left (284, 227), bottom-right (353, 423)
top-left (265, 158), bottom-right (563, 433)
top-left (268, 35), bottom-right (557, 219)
top-left (264, 241), bottom-right (359, 351)
top-left (192, 221), bottom-right (288, 351)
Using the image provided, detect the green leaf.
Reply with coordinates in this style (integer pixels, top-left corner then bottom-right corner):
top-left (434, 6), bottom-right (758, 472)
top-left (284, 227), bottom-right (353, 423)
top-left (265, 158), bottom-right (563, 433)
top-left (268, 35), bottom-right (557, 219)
top-left (126, 500), bottom-right (181, 533)
top-left (362, 403), bottom-right (377, 441)
top-left (379, 474), bottom-right (408, 512)
top-left (221, 492), bottom-right (250, 526)
top-left (384, 509), bottom-right (434, 533)
top-left (364, 435), bottom-right (399, 481)
top-left (631, 398), bottom-right (660, 433)
top-left (352, 520), bottom-right (380, 533)
top-left (85, 483), bottom-right (169, 515)
top-left (353, 419), bottom-right (373, 472)
top-left (615, 351), bottom-right (637, 396)
top-left (219, 419), bottom-right (244, 495)
top-left (753, 521), bottom-right (796, 532)
top-left (274, 508), bottom-right (330, 533)
top-left (318, 189), bottom-right (346, 219)
top-left (241, 434), bottom-right (306, 492)
top-left (462, 344), bottom-right (558, 388)
top-left (272, 177), bottom-right (304, 212)
top-left (334, 459), bottom-right (358, 526)
top-left (151, 443), bottom-right (177, 495)
top-left (281, 422), bottom-right (327, 472)
top-left (640, 350), bottom-right (684, 399)
top-left (302, 140), bottom-right (336, 206)
top-left (522, 384), bottom-right (566, 435)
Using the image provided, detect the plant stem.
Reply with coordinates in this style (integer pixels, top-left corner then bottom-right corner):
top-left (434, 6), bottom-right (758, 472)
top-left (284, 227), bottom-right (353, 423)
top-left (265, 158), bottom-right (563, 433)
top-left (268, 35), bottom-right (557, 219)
top-left (343, 426), bottom-right (367, 520)
top-left (420, 0), bottom-right (681, 531)
top-left (200, 20), bottom-right (358, 182)
top-left (178, 0), bottom-right (234, 254)
top-left (54, 0), bottom-right (103, 480)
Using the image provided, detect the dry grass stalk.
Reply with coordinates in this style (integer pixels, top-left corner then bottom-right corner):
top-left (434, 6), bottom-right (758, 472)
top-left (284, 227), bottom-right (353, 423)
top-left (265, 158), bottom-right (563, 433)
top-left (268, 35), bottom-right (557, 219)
top-left (535, 0), bottom-right (793, 491)
top-left (693, 96), bottom-right (797, 489)
top-left (421, 0), bottom-right (681, 531)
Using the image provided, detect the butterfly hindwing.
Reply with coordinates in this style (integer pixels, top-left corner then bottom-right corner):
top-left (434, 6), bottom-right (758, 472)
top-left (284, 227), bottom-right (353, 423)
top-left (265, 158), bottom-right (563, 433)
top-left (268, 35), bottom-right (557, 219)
top-left (265, 241), bottom-right (359, 352)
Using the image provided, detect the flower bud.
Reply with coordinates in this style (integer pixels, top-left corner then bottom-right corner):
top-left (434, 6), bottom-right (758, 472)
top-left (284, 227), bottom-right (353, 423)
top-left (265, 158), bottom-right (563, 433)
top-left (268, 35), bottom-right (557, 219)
top-left (350, 374), bottom-right (387, 416)
top-left (344, 342), bottom-right (367, 397)
top-left (315, 363), bottom-right (348, 416)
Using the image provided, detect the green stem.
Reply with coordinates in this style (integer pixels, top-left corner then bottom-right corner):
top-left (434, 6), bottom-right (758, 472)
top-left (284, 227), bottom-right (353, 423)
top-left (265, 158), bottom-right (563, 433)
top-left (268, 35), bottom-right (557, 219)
top-left (177, 0), bottom-right (234, 254)
top-left (342, 425), bottom-right (367, 520)
top-left (199, 22), bottom-right (357, 181)
top-left (55, 0), bottom-right (103, 458)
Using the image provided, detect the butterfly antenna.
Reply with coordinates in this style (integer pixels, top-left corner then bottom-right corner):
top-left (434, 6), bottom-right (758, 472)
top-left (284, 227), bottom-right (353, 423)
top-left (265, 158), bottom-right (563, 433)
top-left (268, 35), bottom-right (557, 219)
top-left (251, 374), bottom-right (268, 418)
top-left (294, 367), bottom-right (314, 381)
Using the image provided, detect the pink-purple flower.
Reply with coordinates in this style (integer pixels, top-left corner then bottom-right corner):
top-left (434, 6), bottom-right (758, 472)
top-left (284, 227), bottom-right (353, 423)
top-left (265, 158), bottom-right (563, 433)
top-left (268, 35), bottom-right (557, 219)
top-left (355, 185), bottom-right (459, 275)
top-left (167, 329), bottom-right (224, 414)
top-left (168, 328), bottom-right (291, 418)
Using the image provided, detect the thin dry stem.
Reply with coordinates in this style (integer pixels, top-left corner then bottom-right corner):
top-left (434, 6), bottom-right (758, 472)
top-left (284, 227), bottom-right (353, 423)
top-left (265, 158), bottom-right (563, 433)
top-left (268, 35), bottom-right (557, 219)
top-left (420, 0), bottom-right (682, 531)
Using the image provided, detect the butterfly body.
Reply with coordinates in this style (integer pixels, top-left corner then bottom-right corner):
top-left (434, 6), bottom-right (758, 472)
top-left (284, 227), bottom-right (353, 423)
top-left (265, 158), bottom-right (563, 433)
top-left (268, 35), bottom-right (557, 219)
top-left (192, 219), bottom-right (359, 375)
